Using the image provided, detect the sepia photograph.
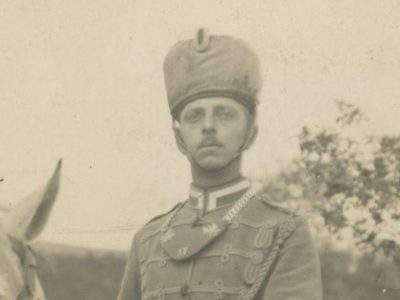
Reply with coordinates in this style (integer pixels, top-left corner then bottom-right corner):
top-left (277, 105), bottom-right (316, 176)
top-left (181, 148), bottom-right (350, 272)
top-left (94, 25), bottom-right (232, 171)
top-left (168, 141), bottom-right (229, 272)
top-left (1, 1), bottom-right (399, 299)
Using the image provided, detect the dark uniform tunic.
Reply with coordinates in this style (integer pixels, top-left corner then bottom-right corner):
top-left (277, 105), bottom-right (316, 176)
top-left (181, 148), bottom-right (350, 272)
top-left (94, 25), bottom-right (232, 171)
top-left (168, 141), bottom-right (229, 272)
top-left (117, 178), bottom-right (322, 300)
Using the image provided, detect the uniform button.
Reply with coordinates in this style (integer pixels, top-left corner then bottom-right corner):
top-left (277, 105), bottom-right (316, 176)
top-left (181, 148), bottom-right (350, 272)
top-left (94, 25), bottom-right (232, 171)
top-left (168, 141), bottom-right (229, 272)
top-left (220, 253), bottom-right (230, 263)
top-left (249, 251), bottom-right (264, 264)
top-left (221, 244), bottom-right (232, 263)
top-left (214, 279), bottom-right (224, 288)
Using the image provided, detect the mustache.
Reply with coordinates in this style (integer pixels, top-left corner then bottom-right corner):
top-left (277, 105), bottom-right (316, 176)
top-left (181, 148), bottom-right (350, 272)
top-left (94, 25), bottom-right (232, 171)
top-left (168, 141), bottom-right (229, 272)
top-left (198, 137), bottom-right (223, 149)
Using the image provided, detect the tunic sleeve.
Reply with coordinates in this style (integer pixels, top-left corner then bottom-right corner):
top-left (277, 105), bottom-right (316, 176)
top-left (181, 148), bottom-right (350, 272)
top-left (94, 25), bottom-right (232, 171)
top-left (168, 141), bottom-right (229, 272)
top-left (259, 216), bottom-right (323, 300)
top-left (117, 233), bottom-right (142, 300)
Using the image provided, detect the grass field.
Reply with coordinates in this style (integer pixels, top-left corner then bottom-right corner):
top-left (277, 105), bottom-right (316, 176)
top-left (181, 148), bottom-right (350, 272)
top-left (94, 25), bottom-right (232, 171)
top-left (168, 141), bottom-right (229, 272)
top-left (35, 242), bottom-right (400, 300)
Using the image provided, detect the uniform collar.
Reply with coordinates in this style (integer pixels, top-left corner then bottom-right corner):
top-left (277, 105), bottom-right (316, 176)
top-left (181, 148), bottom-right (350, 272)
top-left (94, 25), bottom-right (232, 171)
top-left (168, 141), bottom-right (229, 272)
top-left (188, 177), bottom-right (251, 212)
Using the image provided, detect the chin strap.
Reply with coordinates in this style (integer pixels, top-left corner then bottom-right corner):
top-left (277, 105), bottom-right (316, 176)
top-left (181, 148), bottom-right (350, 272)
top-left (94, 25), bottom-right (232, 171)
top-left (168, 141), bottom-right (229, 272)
top-left (173, 117), bottom-right (257, 172)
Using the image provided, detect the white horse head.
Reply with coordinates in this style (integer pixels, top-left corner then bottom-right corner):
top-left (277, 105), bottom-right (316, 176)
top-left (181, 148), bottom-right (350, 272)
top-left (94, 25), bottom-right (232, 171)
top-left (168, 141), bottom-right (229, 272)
top-left (0, 161), bottom-right (62, 300)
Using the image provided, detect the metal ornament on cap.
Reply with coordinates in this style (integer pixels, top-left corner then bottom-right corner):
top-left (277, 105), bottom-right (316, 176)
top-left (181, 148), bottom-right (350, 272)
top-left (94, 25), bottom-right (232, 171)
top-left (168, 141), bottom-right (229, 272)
top-left (191, 28), bottom-right (210, 52)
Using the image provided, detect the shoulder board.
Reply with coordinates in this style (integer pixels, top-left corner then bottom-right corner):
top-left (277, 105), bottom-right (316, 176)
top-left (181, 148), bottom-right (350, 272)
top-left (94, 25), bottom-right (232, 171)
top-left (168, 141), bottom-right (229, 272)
top-left (257, 194), bottom-right (295, 216)
top-left (145, 202), bottom-right (182, 225)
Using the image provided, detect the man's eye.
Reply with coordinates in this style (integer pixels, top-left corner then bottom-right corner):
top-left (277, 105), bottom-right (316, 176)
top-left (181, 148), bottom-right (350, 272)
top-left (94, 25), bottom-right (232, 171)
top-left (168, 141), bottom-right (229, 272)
top-left (184, 112), bottom-right (201, 122)
top-left (218, 110), bottom-right (236, 120)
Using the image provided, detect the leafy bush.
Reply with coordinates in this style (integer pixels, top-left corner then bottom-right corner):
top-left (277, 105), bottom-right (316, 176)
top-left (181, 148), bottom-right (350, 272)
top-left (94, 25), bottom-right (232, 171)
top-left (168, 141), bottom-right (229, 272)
top-left (259, 101), bottom-right (400, 262)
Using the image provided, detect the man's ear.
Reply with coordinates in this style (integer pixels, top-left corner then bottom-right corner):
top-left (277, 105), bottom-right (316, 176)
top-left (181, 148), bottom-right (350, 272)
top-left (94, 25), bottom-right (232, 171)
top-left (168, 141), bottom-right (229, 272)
top-left (244, 123), bottom-right (258, 150)
top-left (172, 120), bottom-right (187, 155)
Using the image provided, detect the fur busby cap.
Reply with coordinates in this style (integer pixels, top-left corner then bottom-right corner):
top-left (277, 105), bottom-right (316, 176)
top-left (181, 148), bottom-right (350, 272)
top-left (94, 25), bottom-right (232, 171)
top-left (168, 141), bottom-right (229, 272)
top-left (163, 29), bottom-right (262, 116)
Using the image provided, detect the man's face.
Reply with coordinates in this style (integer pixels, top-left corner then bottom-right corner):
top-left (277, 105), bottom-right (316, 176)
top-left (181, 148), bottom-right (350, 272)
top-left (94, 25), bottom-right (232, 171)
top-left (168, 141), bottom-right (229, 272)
top-left (177, 97), bottom-right (251, 170)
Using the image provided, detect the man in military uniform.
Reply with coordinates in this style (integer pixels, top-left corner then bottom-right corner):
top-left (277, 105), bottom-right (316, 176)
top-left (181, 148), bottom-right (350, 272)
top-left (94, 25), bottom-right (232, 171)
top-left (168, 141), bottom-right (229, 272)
top-left (117, 29), bottom-right (322, 300)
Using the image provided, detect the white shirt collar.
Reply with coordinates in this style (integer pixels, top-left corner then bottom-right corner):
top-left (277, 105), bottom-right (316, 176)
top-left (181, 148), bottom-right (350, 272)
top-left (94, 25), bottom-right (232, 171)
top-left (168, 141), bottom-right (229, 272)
top-left (188, 177), bottom-right (251, 212)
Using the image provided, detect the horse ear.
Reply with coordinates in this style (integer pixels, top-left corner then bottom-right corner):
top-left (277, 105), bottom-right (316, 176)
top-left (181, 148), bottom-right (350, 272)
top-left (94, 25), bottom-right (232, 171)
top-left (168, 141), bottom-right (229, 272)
top-left (4, 160), bottom-right (62, 242)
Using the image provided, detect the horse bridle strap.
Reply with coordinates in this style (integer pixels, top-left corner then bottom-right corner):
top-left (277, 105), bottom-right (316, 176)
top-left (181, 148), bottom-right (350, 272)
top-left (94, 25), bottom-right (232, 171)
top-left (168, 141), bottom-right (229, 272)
top-left (8, 235), bottom-right (37, 299)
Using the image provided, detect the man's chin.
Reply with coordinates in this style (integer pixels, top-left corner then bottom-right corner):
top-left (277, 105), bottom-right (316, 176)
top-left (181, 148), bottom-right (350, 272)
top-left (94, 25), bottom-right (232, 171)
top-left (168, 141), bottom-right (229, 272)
top-left (194, 158), bottom-right (227, 171)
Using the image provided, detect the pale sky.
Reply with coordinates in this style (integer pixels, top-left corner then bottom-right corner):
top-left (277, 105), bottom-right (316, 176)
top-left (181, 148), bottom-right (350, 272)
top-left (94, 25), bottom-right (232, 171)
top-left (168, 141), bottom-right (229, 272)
top-left (1, 0), bottom-right (399, 250)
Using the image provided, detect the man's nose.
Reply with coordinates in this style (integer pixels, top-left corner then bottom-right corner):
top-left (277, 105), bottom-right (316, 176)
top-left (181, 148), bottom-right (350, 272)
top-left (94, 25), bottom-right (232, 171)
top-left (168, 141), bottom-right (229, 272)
top-left (202, 114), bottom-right (216, 134)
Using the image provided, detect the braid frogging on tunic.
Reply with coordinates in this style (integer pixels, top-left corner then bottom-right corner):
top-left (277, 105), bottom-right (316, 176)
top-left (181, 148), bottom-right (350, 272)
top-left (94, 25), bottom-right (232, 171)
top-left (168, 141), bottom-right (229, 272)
top-left (243, 217), bottom-right (296, 300)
